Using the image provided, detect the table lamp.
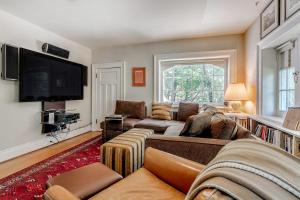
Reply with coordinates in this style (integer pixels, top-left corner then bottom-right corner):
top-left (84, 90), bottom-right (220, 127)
top-left (224, 83), bottom-right (248, 113)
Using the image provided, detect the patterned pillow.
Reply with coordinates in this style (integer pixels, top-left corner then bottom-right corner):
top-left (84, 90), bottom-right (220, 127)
top-left (151, 103), bottom-right (172, 120)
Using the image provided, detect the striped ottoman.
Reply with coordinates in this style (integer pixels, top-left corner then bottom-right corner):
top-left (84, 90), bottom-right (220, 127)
top-left (101, 128), bottom-right (154, 177)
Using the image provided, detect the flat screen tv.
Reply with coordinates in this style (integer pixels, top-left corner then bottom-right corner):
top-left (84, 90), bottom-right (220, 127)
top-left (19, 48), bottom-right (84, 102)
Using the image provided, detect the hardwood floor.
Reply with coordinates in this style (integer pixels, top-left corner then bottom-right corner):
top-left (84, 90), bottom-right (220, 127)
top-left (0, 131), bottom-right (101, 179)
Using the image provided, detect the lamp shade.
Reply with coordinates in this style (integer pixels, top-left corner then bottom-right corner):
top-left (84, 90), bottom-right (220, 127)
top-left (224, 83), bottom-right (248, 101)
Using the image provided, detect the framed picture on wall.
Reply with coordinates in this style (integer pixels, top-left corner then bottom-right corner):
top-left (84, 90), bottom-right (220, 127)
top-left (285, 0), bottom-right (300, 20)
top-left (260, 0), bottom-right (280, 39)
top-left (132, 67), bottom-right (146, 87)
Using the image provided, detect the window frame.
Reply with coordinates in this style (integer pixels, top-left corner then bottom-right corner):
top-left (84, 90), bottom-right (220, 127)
top-left (154, 50), bottom-right (238, 104)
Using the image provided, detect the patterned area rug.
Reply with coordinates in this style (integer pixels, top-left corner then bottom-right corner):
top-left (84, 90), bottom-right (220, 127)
top-left (0, 136), bottom-right (101, 200)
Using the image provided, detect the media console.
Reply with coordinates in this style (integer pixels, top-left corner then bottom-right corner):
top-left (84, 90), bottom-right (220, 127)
top-left (41, 110), bottom-right (80, 134)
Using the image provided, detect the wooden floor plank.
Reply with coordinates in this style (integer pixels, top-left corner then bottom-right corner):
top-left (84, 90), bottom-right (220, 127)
top-left (0, 131), bottom-right (101, 179)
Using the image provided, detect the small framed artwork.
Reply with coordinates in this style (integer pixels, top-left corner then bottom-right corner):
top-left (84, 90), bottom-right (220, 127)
top-left (260, 0), bottom-right (280, 39)
top-left (132, 67), bottom-right (146, 87)
top-left (285, 0), bottom-right (300, 20)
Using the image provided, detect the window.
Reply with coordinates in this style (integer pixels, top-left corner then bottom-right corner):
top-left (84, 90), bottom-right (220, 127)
top-left (162, 62), bottom-right (226, 104)
top-left (154, 50), bottom-right (237, 104)
top-left (277, 41), bottom-right (297, 113)
top-left (278, 67), bottom-right (295, 111)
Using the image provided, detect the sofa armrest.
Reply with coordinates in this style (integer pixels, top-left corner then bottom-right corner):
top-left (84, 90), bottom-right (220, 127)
top-left (44, 185), bottom-right (80, 200)
top-left (144, 147), bottom-right (204, 194)
top-left (145, 135), bottom-right (230, 165)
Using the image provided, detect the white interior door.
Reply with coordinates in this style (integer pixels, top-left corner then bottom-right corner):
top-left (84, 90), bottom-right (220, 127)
top-left (92, 61), bottom-right (125, 131)
top-left (96, 67), bottom-right (121, 123)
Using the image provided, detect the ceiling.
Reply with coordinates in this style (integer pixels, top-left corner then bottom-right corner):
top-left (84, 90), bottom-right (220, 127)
top-left (0, 0), bottom-right (266, 49)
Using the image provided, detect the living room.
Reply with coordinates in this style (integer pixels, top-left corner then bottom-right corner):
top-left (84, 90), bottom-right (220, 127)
top-left (0, 0), bottom-right (300, 199)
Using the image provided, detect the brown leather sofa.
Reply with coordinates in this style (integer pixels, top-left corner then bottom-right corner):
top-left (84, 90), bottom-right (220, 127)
top-left (101, 100), bottom-right (251, 138)
top-left (44, 147), bottom-right (225, 200)
top-left (100, 100), bottom-right (187, 135)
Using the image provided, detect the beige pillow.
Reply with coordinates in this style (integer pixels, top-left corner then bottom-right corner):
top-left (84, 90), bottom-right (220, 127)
top-left (151, 103), bottom-right (172, 120)
top-left (152, 109), bottom-right (170, 116)
top-left (152, 105), bottom-right (171, 111)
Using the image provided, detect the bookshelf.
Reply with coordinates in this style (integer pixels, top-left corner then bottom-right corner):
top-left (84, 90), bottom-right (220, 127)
top-left (248, 115), bottom-right (300, 158)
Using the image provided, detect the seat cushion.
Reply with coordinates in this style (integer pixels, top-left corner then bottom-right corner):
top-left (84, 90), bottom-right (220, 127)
top-left (134, 118), bottom-right (184, 133)
top-left (164, 125), bottom-right (185, 136)
top-left (177, 102), bottom-right (199, 121)
top-left (115, 100), bottom-right (146, 119)
top-left (46, 163), bottom-right (122, 199)
top-left (123, 118), bottom-right (141, 131)
top-left (90, 168), bottom-right (185, 200)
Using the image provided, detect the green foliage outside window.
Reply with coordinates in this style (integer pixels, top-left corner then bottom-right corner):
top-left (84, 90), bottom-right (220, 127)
top-left (163, 64), bottom-right (225, 104)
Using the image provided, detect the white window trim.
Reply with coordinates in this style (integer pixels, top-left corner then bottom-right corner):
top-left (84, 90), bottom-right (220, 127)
top-left (153, 50), bottom-right (238, 102)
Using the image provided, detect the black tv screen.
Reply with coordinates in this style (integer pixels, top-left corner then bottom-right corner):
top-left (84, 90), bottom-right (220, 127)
top-left (19, 48), bottom-right (84, 102)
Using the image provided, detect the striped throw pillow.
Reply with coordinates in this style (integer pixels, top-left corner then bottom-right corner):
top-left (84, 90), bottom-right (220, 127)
top-left (151, 103), bottom-right (172, 120)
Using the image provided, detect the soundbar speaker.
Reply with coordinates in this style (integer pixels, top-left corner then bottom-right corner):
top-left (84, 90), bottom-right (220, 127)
top-left (1, 44), bottom-right (19, 80)
top-left (42, 43), bottom-right (69, 59)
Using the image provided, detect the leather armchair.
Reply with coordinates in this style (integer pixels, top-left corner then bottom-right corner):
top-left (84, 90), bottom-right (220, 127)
top-left (44, 148), bottom-right (206, 200)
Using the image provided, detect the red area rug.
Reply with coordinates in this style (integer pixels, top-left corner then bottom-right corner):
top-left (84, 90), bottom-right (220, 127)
top-left (0, 136), bottom-right (101, 200)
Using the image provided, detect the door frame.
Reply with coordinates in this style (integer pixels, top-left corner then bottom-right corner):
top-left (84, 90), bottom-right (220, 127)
top-left (92, 61), bottom-right (126, 131)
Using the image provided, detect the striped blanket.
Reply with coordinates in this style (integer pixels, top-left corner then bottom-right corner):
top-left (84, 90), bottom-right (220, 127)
top-left (185, 139), bottom-right (300, 200)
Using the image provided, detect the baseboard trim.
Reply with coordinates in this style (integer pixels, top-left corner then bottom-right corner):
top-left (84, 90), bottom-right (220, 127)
top-left (0, 125), bottom-right (92, 163)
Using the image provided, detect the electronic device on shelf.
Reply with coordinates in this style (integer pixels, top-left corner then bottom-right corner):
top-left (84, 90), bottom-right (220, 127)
top-left (41, 109), bottom-right (80, 134)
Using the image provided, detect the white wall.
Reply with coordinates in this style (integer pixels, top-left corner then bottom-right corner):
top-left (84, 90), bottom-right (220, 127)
top-left (92, 35), bottom-right (245, 110)
top-left (244, 18), bottom-right (260, 114)
top-left (0, 9), bottom-right (92, 152)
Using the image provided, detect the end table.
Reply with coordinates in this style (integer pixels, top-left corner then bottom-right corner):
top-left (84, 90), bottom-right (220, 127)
top-left (103, 115), bottom-right (126, 142)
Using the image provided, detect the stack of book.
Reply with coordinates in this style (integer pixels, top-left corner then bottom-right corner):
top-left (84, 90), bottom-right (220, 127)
top-left (254, 124), bottom-right (292, 153)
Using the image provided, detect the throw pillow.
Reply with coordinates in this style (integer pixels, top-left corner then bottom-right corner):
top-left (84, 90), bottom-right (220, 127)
top-left (210, 114), bottom-right (238, 139)
top-left (151, 103), bottom-right (172, 120)
top-left (179, 115), bottom-right (198, 136)
top-left (188, 112), bottom-right (213, 137)
top-left (115, 100), bottom-right (146, 119)
top-left (177, 102), bottom-right (199, 121)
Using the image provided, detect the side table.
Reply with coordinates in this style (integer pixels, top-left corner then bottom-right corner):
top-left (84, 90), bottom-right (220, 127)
top-left (103, 115), bottom-right (126, 142)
